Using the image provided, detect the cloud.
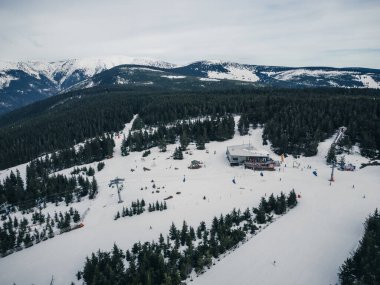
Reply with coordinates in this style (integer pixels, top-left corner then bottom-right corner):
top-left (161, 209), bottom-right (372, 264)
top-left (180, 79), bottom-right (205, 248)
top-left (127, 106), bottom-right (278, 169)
top-left (0, 0), bottom-right (379, 68)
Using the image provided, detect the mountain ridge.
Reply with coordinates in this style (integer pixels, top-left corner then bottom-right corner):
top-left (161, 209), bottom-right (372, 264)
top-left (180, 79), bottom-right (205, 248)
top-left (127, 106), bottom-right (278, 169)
top-left (1, 56), bottom-right (380, 114)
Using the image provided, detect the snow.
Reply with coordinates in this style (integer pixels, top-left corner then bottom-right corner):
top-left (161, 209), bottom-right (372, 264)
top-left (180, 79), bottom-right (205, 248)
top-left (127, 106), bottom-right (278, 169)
top-left (199, 77), bottom-right (220, 82)
top-left (328, 80), bottom-right (340, 87)
top-left (0, 118), bottom-right (379, 285)
top-left (115, 76), bottom-right (130, 85)
top-left (355, 74), bottom-right (380, 89)
top-left (126, 67), bottom-right (164, 72)
top-left (208, 66), bottom-right (260, 82)
top-left (2, 58), bottom-right (380, 92)
top-left (0, 56), bottom-right (176, 90)
top-left (0, 72), bottom-right (17, 88)
top-left (271, 69), bottom-right (356, 81)
top-left (161, 75), bottom-right (186, 79)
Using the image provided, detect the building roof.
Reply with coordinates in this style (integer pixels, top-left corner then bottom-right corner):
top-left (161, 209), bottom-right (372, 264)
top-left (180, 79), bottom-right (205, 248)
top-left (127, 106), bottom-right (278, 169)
top-left (227, 144), bottom-right (269, 157)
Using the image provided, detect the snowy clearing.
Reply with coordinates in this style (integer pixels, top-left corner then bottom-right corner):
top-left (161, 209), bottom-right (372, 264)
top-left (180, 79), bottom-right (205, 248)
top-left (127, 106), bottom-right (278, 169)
top-left (199, 78), bottom-right (220, 82)
top-left (161, 75), bottom-right (186, 79)
top-left (208, 66), bottom-right (259, 82)
top-left (271, 69), bottom-right (356, 81)
top-left (355, 74), bottom-right (380, 89)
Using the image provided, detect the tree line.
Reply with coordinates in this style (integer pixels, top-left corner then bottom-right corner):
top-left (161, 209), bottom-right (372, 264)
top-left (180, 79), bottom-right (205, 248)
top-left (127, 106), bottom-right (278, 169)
top-left (1, 87), bottom-right (379, 170)
top-left (77, 190), bottom-right (298, 284)
top-left (339, 209), bottom-right (380, 284)
top-left (114, 199), bottom-right (168, 220)
top-left (121, 115), bottom-right (235, 156)
top-left (30, 135), bottom-right (114, 175)
top-left (0, 165), bottom-right (98, 210)
top-left (0, 207), bottom-right (82, 257)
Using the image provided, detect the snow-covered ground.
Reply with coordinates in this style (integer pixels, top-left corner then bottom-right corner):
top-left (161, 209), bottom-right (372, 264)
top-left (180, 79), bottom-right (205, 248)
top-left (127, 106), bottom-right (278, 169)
top-left (161, 75), bottom-right (187, 79)
top-left (0, 72), bottom-right (16, 88)
top-left (208, 66), bottom-right (260, 82)
top-left (355, 74), bottom-right (380, 89)
top-left (0, 118), bottom-right (379, 285)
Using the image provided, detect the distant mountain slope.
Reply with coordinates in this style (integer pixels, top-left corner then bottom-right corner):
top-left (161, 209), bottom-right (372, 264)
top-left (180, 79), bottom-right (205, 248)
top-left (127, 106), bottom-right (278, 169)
top-left (0, 56), bottom-right (175, 114)
top-left (1, 57), bottom-right (380, 114)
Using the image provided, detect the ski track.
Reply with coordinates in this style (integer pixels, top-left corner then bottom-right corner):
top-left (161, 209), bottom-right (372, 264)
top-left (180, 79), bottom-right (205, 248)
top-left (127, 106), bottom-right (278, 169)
top-left (0, 118), bottom-right (379, 285)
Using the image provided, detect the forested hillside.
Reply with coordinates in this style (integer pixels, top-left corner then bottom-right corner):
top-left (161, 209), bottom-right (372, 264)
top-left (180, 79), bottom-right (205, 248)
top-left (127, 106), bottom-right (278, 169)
top-left (0, 86), bottom-right (379, 170)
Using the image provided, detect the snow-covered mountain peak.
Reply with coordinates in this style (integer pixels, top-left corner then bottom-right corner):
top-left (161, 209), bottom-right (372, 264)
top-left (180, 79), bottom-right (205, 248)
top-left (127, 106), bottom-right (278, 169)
top-left (0, 56), bottom-right (177, 86)
top-left (55, 55), bottom-right (176, 78)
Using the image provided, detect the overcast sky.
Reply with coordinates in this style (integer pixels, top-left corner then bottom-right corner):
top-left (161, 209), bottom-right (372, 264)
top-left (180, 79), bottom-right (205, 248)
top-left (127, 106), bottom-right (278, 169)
top-left (0, 0), bottom-right (379, 68)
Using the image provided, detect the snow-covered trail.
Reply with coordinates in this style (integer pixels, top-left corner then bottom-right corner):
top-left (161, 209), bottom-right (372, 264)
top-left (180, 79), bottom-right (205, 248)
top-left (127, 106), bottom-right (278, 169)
top-left (194, 166), bottom-right (380, 285)
top-left (0, 120), bottom-right (379, 285)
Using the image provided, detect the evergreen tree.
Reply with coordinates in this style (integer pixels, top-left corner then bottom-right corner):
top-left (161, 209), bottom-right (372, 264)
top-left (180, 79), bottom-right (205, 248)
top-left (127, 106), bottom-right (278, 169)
top-left (132, 116), bottom-right (145, 130)
top-left (326, 145), bottom-right (337, 164)
top-left (287, 190), bottom-right (297, 208)
top-left (121, 135), bottom-right (130, 156)
top-left (173, 147), bottom-right (183, 160)
top-left (180, 132), bottom-right (189, 151)
top-left (339, 209), bottom-right (380, 284)
top-left (238, 114), bottom-right (249, 135)
top-left (97, 162), bottom-right (105, 171)
top-left (196, 134), bottom-right (206, 150)
top-left (158, 138), bottom-right (167, 152)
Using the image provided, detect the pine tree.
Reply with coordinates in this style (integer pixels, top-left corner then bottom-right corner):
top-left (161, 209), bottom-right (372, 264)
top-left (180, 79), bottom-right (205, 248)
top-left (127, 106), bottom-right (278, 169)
top-left (173, 147), bottom-right (183, 160)
top-left (180, 132), bottom-right (189, 151)
top-left (196, 134), bottom-right (206, 150)
top-left (86, 167), bottom-right (95, 176)
top-left (97, 162), bottom-right (105, 171)
top-left (326, 145), bottom-right (337, 164)
top-left (238, 114), bottom-right (249, 135)
top-left (256, 208), bottom-right (266, 224)
top-left (73, 210), bottom-right (81, 223)
top-left (158, 138), bottom-right (167, 152)
top-left (287, 190), bottom-right (297, 208)
top-left (132, 116), bottom-right (145, 130)
top-left (268, 194), bottom-right (276, 212)
top-left (180, 221), bottom-right (188, 246)
top-left (121, 135), bottom-right (130, 156)
top-left (169, 223), bottom-right (178, 240)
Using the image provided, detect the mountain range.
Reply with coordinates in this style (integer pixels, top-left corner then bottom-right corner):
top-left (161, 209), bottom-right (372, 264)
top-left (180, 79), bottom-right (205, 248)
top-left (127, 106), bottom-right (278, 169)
top-left (1, 55), bottom-right (380, 114)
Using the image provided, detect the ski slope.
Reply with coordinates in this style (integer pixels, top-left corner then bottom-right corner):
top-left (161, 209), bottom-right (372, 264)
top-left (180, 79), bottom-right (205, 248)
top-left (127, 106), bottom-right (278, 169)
top-left (0, 117), bottom-right (379, 285)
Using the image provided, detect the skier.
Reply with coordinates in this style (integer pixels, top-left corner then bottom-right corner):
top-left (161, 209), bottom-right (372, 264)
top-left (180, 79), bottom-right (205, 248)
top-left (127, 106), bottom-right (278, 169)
top-left (183, 175), bottom-right (186, 183)
top-left (260, 172), bottom-right (264, 177)
top-left (232, 177), bottom-right (236, 184)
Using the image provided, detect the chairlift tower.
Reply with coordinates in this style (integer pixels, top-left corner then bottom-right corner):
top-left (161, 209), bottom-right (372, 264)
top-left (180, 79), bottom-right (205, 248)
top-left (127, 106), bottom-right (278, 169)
top-left (109, 177), bottom-right (125, 203)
